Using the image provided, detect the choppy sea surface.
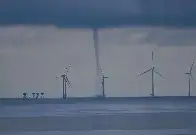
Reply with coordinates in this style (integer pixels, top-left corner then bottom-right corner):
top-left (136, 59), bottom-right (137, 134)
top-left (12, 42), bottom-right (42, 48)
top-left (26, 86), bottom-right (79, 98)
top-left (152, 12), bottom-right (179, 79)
top-left (0, 97), bottom-right (196, 135)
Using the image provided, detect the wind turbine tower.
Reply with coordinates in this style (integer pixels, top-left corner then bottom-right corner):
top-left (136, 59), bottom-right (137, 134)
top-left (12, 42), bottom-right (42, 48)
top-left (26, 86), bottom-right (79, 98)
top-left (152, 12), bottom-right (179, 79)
top-left (185, 61), bottom-right (195, 97)
top-left (100, 68), bottom-right (108, 97)
top-left (137, 50), bottom-right (165, 97)
top-left (57, 65), bottom-right (72, 99)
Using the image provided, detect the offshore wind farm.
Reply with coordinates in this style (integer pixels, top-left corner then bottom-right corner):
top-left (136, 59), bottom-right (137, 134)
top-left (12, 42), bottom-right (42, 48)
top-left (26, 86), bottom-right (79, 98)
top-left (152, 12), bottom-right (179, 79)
top-left (1, 28), bottom-right (196, 101)
top-left (1, 1), bottom-right (196, 135)
top-left (1, 25), bottom-right (196, 135)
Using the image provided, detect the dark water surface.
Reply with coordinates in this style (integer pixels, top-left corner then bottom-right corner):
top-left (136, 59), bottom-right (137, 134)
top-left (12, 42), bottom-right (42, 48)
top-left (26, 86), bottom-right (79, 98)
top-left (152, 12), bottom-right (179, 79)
top-left (0, 97), bottom-right (196, 134)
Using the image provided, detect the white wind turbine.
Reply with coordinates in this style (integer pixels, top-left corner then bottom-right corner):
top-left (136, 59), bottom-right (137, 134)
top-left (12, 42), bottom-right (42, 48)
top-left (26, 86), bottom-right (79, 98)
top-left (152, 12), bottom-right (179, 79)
top-left (185, 61), bottom-right (195, 97)
top-left (100, 68), bottom-right (108, 97)
top-left (56, 64), bottom-right (72, 99)
top-left (137, 50), bottom-right (165, 97)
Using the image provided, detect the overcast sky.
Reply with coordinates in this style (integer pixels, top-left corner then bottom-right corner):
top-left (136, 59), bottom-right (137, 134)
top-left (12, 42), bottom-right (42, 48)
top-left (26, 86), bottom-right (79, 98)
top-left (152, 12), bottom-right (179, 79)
top-left (0, 0), bottom-right (196, 98)
top-left (0, 0), bottom-right (196, 27)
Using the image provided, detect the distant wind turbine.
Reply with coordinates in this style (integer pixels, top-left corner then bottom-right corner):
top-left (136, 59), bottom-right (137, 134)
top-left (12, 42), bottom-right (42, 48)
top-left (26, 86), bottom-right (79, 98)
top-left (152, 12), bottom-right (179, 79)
top-left (185, 61), bottom-right (195, 97)
top-left (41, 92), bottom-right (44, 98)
top-left (100, 68), bottom-right (108, 97)
top-left (56, 65), bottom-right (72, 99)
top-left (137, 50), bottom-right (165, 97)
top-left (36, 93), bottom-right (39, 99)
top-left (23, 92), bottom-right (27, 99)
top-left (32, 93), bottom-right (35, 99)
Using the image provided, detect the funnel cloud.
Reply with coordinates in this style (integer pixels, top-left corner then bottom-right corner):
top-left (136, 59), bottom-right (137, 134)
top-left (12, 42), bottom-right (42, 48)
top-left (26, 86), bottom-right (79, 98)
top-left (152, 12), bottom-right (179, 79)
top-left (93, 29), bottom-right (102, 95)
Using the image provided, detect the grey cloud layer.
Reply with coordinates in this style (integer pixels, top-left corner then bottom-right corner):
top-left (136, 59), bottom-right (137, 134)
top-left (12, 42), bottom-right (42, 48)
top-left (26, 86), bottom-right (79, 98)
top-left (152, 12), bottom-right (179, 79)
top-left (1, 26), bottom-right (196, 50)
top-left (98, 27), bottom-right (196, 46)
top-left (0, 0), bottom-right (196, 27)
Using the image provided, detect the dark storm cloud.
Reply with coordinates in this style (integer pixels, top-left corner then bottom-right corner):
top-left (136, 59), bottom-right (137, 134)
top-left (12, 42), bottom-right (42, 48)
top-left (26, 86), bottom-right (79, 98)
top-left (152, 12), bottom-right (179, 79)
top-left (0, 0), bottom-right (196, 28)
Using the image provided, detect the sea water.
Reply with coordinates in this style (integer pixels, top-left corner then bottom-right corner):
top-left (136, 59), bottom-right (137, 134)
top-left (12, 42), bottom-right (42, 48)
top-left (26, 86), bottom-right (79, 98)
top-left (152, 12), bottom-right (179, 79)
top-left (0, 98), bottom-right (196, 135)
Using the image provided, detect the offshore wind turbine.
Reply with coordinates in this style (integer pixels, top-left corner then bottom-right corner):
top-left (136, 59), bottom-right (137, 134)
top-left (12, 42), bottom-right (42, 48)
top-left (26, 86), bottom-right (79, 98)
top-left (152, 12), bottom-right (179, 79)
top-left (36, 93), bottom-right (39, 99)
top-left (32, 93), bottom-right (35, 99)
top-left (100, 68), bottom-right (108, 97)
top-left (137, 50), bottom-right (165, 97)
top-left (185, 61), bottom-right (195, 97)
top-left (56, 65), bottom-right (72, 99)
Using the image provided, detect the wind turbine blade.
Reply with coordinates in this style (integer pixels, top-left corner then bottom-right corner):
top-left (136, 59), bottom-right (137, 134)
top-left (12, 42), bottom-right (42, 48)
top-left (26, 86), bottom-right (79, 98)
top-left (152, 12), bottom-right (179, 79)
top-left (191, 75), bottom-right (196, 85)
top-left (61, 74), bottom-right (65, 78)
top-left (137, 68), bottom-right (152, 77)
top-left (65, 76), bottom-right (69, 82)
top-left (100, 68), bottom-right (103, 76)
top-left (190, 61), bottom-right (195, 73)
top-left (65, 76), bottom-right (72, 88)
top-left (64, 65), bottom-right (72, 75)
top-left (67, 82), bottom-right (72, 88)
top-left (67, 81), bottom-right (72, 88)
top-left (66, 79), bottom-right (72, 87)
top-left (155, 70), bottom-right (165, 79)
top-left (68, 64), bottom-right (72, 72)
top-left (64, 68), bottom-right (68, 75)
top-left (152, 50), bottom-right (154, 62)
